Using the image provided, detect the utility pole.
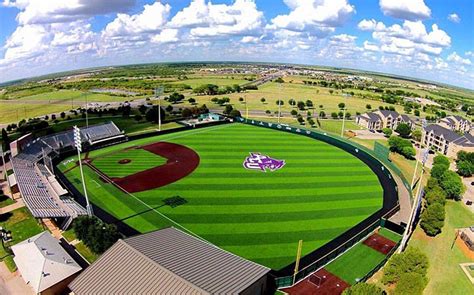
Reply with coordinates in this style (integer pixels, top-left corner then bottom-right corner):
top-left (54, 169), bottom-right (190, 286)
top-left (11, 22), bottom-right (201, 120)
top-left (341, 107), bottom-right (346, 137)
top-left (85, 93), bottom-right (89, 128)
top-left (73, 126), bottom-right (92, 216)
top-left (278, 83), bottom-right (282, 123)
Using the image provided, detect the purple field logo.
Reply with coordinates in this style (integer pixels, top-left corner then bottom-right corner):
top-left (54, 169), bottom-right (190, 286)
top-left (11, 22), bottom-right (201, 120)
top-left (243, 152), bottom-right (285, 172)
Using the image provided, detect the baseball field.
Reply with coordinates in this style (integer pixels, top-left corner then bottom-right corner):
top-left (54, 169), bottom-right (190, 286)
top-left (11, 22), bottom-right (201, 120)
top-left (59, 123), bottom-right (384, 270)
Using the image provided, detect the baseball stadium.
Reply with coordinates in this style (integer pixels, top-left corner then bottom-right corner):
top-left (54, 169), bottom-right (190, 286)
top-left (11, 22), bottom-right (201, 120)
top-left (9, 117), bottom-right (403, 292)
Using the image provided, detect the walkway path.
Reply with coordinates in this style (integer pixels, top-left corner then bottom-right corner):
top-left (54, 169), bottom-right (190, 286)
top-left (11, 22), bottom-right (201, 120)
top-left (0, 199), bottom-right (24, 214)
top-left (0, 262), bottom-right (33, 295)
top-left (388, 171), bottom-right (412, 225)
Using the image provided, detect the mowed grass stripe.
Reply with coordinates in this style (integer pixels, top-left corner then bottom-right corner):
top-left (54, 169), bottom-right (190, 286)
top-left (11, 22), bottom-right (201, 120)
top-left (176, 175), bottom-right (378, 185)
top-left (191, 166), bottom-right (373, 173)
top-left (189, 170), bottom-right (376, 178)
top-left (165, 206), bottom-right (380, 224)
top-left (181, 214), bottom-right (371, 235)
top-left (160, 199), bottom-right (379, 215)
top-left (155, 181), bottom-right (381, 191)
top-left (139, 185), bottom-right (383, 199)
top-left (171, 192), bottom-right (381, 205)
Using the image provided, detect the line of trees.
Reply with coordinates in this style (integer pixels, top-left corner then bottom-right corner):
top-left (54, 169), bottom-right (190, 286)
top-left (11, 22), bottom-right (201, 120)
top-left (421, 155), bottom-right (464, 236)
top-left (456, 151), bottom-right (474, 177)
top-left (388, 136), bottom-right (416, 159)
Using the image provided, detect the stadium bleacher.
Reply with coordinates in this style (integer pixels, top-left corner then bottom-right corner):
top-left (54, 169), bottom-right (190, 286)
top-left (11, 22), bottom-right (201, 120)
top-left (10, 122), bottom-right (125, 229)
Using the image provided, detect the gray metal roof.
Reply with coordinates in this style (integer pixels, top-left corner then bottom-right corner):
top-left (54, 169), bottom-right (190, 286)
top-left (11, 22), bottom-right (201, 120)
top-left (70, 227), bottom-right (270, 295)
top-left (424, 124), bottom-right (474, 146)
top-left (12, 231), bottom-right (82, 293)
top-left (363, 112), bottom-right (382, 122)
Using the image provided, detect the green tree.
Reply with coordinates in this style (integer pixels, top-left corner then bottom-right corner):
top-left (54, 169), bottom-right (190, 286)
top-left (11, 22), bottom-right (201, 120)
top-left (182, 108), bottom-right (193, 118)
top-left (260, 97), bottom-right (266, 104)
top-left (223, 104), bottom-right (233, 115)
top-left (338, 102), bottom-right (345, 109)
top-left (420, 202), bottom-right (445, 236)
top-left (457, 160), bottom-right (474, 177)
top-left (288, 99), bottom-right (296, 107)
top-left (424, 185), bottom-right (446, 206)
top-left (433, 155), bottom-right (450, 166)
top-left (276, 100), bottom-right (284, 106)
top-left (306, 100), bottom-right (314, 108)
top-left (440, 170), bottom-right (465, 200)
top-left (134, 114), bottom-right (143, 121)
top-left (382, 128), bottom-right (392, 137)
top-left (394, 273), bottom-right (427, 295)
top-left (383, 248), bottom-right (428, 285)
top-left (331, 112), bottom-right (338, 119)
top-left (145, 106), bottom-right (165, 123)
top-left (319, 111), bottom-right (326, 118)
top-left (412, 129), bottom-right (422, 142)
top-left (290, 109), bottom-right (298, 116)
top-left (229, 109), bottom-right (241, 117)
top-left (274, 77), bottom-right (284, 83)
top-left (395, 123), bottom-right (411, 138)
top-left (188, 97), bottom-right (196, 104)
top-left (430, 164), bottom-right (449, 179)
top-left (366, 104), bottom-right (372, 110)
top-left (1, 128), bottom-right (10, 151)
top-left (342, 283), bottom-right (383, 295)
top-left (297, 101), bottom-right (305, 110)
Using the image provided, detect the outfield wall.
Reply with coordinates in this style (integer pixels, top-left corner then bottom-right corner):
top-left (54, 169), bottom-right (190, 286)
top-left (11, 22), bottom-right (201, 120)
top-left (236, 118), bottom-right (400, 286)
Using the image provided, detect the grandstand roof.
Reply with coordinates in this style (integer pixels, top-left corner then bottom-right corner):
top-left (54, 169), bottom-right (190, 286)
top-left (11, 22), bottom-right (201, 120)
top-left (69, 227), bottom-right (270, 295)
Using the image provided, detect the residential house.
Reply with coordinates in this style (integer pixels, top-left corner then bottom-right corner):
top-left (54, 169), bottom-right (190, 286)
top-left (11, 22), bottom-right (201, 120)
top-left (356, 110), bottom-right (414, 131)
top-left (438, 115), bottom-right (471, 133)
top-left (422, 124), bottom-right (474, 157)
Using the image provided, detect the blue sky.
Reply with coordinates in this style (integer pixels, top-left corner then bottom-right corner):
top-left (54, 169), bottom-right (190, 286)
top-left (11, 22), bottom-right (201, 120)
top-left (0, 0), bottom-right (473, 88)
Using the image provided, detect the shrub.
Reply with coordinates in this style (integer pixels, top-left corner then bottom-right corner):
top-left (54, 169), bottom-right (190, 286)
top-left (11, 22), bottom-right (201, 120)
top-left (456, 160), bottom-right (474, 177)
top-left (420, 203), bottom-right (445, 236)
top-left (440, 170), bottom-right (465, 200)
top-left (383, 248), bottom-right (428, 284)
top-left (382, 128), bottom-right (392, 137)
top-left (433, 155), bottom-right (450, 166)
top-left (394, 273), bottom-right (427, 295)
top-left (290, 109), bottom-right (298, 116)
top-left (388, 136), bottom-right (415, 159)
top-left (342, 283), bottom-right (383, 295)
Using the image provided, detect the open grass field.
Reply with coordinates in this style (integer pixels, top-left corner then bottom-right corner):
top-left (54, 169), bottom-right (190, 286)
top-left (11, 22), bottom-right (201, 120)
top-left (0, 207), bottom-right (44, 271)
top-left (410, 201), bottom-right (474, 294)
top-left (59, 123), bottom-right (384, 270)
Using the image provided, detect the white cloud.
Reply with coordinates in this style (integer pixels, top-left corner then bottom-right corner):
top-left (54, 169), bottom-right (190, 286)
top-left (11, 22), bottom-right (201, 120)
top-left (169, 0), bottom-right (264, 38)
top-left (379, 0), bottom-right (431, 21)
top-left (447, 52), bottom-right (472, 65)
top-left (447, 13), bottom-right (461, 23)
top-left (363, 41), bottom-right (379, 52)
top-left (466, 51), bottom-right (474, 57)
top-left (103, 1), bottom-right (171, 37)
top-left (241, 36), bottom-right (261, 43)
top-left (2, 0), bottom-right (135, 25)
top-left (268, 0), bottom-right (354, 35)
top-left (359, 19), bottom-right (451, 57)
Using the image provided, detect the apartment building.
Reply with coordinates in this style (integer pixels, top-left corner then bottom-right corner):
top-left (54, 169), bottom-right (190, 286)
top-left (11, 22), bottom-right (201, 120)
top-left (438, 115), bottom-right (471, 133)
top-left (356, 110), bottom-right (413, 131)
top-left (422, 124), bottom-right (474, 157)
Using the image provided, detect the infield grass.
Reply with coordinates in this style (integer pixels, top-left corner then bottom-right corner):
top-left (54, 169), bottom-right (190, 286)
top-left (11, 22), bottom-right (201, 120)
top-left (60, 123), bottom-right (384, 270)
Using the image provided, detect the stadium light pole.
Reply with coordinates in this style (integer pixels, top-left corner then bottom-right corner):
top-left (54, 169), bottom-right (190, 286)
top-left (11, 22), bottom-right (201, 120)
top-left (278, 83), bottom-right (282, 124)
top-left (399, 148), bottom-right (429, 253)
top-left (340, 93), bottom-right (350, 137)
top-left (73, 126), bottom-right (93, 216)
top-left (155, 87), bottom-right (163, 131)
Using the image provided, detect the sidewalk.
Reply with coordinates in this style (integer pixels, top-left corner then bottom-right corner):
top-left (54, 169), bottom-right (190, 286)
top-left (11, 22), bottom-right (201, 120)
top-left (0, 199), bottom-right (25, 214)
top-left (0, 262), bottom-right (33, 295)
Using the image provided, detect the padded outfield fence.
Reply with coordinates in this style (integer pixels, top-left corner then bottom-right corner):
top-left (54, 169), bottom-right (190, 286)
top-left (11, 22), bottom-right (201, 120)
top-left (236, 118), bottom-right (404, 287)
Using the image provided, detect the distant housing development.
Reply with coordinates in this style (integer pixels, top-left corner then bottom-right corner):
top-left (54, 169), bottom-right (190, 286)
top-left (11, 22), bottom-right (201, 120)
top-left (438, 115), bottom-right (471, 133)
top-left (422, 124), bottom-right (474, 157)
top-left (356, 110), bottom-right (414, 131)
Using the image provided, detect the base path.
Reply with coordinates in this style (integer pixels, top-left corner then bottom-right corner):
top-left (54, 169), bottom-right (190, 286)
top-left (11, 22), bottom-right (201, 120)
top-left (363, 233), bottom-right (397, 255)
top-left (281, 269), bottom-right (350, 295)
top-left (102, 142), bottom-right (200, 193)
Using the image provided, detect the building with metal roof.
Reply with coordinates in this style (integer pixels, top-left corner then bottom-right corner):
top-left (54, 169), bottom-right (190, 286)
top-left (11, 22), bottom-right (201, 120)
top-left (11, 231), bottom-right (82, 295)
top-left (69, 227), bottom-right (271, 295)
top-left (356, 110), bottom-right (414, 131)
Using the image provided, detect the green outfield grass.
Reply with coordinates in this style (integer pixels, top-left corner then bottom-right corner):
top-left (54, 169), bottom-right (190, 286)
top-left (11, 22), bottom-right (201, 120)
top-left (325, 241), bottom-right (387, 284)
top-left (59, 123), bottom-right (384, 270)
